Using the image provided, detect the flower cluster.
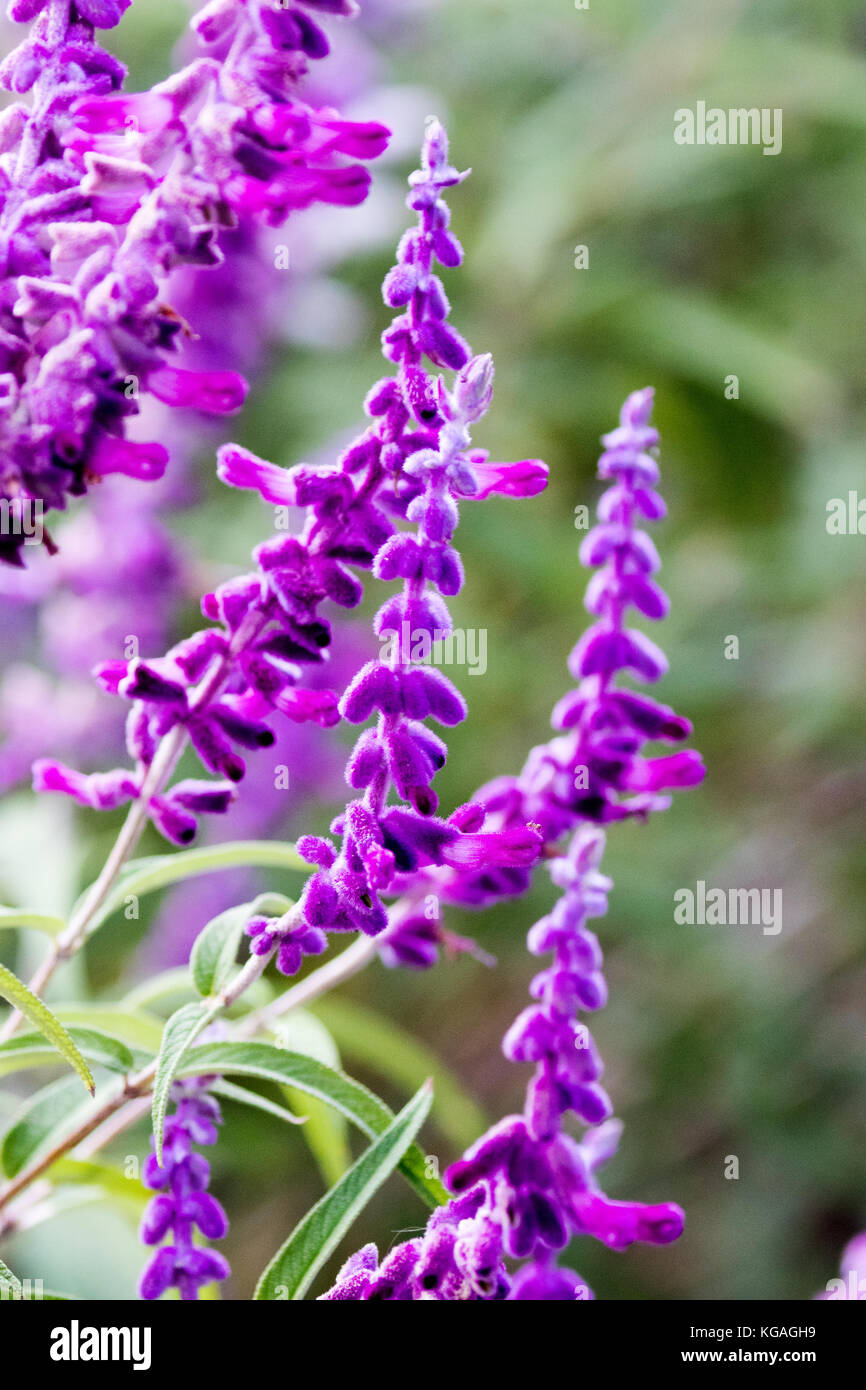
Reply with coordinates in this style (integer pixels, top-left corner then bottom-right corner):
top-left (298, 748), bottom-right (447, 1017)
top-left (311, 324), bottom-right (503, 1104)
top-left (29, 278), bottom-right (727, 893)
top-left (245, 907), bottom-right (327, 976)
top-left (475, 388), bottom-right (702, 837)
top-left (32, 531), bottom-right (344, 843)
top-left (257, 123), bottom-right (546, 949)
top-left (322, 390), bottom-right (703, 1299)
top-left (0, 0), bottom-right (388, 564)
top-left (139, 1077), bottom-right (230, 1301)
top-left (384, 389), bottom-right (704, 956)
top-left (33, 120), bottom-right (546, 884)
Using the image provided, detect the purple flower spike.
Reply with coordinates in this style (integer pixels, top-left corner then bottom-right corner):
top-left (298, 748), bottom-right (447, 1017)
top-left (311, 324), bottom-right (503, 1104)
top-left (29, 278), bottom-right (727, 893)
top-left (221, 121), bottom-right (545, 948)
top-left (139, 1078), bottom-right (229, 1302)
top-left (326, 392), bottom-right (703, 1299)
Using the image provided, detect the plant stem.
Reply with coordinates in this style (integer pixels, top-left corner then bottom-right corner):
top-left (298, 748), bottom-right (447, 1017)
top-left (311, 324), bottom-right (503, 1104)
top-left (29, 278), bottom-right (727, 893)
top-left (1, 605), bottom-right (270, 1042)
top-left (0, 884), bottom-right (423, 1214)
top-left (0, 946), bottom-right (275, 1218)
top-left (238, 934), bottom-right (378, 1037)
top-left (0, 727), bottom-right (187, 1042)
top-left (0, 1061), bottom-right (156, 1216)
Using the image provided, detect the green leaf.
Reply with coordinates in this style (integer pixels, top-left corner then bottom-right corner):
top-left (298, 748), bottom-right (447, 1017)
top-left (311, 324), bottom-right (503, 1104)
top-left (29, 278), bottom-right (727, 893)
top-left (314, 996), bottom-right (487, 1152)
top-left (176, 1041), bottom-right (448, 1210)
top-left (271, 1012), bottom-right (351, 1188)
top-left (0, 1026), bottom-right (138, 1079)
top-left (151, 1001), bottom-right (220, 1162)
top-left (54, 1005), bottom-right (164, 1053)
top-left (250, 892), bottom-right (294, 917)
top-left (123, 968), bottom-right (270, 1016)
top-left (79, 840), bottom-right (309, 939)
top-left (0, 964), bottom-right (94, 1095)
top-left (0, 907), bottom-right (65, 939)
top-left (254, 1081), bottom-right (433, 1301)
top-left (1, 1075), bottom-right (97, 1179)
top-left (210, 1079), bottom-right (306, 1127)
top-left (190, 902), bottom-right (254, 999)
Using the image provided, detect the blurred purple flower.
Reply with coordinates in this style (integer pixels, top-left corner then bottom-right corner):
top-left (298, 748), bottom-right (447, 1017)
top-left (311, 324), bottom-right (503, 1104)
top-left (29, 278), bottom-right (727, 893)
top-left (0, 0), bottom-right (388, 564)
top-left (816, 1232), bottom-right (866, 1300)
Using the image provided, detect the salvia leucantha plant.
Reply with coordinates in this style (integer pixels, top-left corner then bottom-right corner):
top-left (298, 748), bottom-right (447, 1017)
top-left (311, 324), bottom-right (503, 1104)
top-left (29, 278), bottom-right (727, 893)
top-left (0, 3), bottom-right (709, 1303)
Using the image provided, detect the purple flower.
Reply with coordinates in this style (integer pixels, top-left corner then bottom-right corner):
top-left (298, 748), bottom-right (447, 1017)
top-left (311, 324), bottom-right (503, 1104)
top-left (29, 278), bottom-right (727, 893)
top-left (245, 909), bottom-right (327, 976)
top-left (324, 391), bottom-right (701, 1299)
top-left (0, 0), bottom-right (388, 564)
top-left (33, 121), bottom-right (544, 881)
top-left (139, 1077), bottom-right (229, 1301)
top-left (218, 121), bottom-right (545, 941)
top-left (32, 566), bottom-right (341, 843)
top-left (400, 388), bottom-right (704, 916)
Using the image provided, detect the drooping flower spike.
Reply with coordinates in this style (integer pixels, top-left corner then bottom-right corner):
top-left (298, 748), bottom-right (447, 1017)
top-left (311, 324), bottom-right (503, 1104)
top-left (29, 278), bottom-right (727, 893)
top-left (35, 121), bottom-right (546, 889)
top-left (127, 120), bottom-right (549, 1294)
top-left (0, 0), bottom-right (388, 564)
top-left (322, 390), bottom-right (704, 1299)
top-left (220, 119), bottom-right (547, 970)
top-left (139, 1077), bottom-right (230, 1302)
top-left (384, 388), bottom-right (704, 954)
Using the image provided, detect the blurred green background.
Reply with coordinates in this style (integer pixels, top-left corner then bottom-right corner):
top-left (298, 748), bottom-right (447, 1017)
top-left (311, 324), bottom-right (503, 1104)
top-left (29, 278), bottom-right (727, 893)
top-left (3, 0), bottom-right (866, 1300)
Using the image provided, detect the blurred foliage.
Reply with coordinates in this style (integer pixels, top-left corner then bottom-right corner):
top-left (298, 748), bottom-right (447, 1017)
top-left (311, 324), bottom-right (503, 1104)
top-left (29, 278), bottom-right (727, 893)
top-left (3, 0), bottom-right (866, 1300)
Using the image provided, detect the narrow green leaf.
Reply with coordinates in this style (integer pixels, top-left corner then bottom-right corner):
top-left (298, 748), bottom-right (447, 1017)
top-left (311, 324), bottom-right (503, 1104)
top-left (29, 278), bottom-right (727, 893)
top-left (151, 1001), bottom-right (220, 1162)
top-left (190, 902), bottom-right (255, 999)
top-left (0, 1026), bottom-right (138, 1080)
top-left (255, 1082), bottom-right (433, 1301)
top-left (176, 1040), bottom-right (448, 1209)
top-left (272, 1012), bottom-right (351, 1189)
top-left (314, 996), bottom-right (487, 1151)
top-left (0, 907), bottom-right (65, 939)
top-left (0, 964), bottom-right (94, 1095)
top-left (1, 1075), bottom-right (96, 1179)
top-left (79, 840), bottom-right (309, 939)
top-left (210, 1078), bottom-right (306, 1126)
top-left (123, 968), bottom-right (270, 1015)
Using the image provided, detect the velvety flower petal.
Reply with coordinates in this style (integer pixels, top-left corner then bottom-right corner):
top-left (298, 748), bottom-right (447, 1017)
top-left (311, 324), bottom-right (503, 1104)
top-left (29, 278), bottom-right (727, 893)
top-left (148, 366), bottom-right (248, 414)
top-left (139, 1246), bottom-right (177, 1301)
